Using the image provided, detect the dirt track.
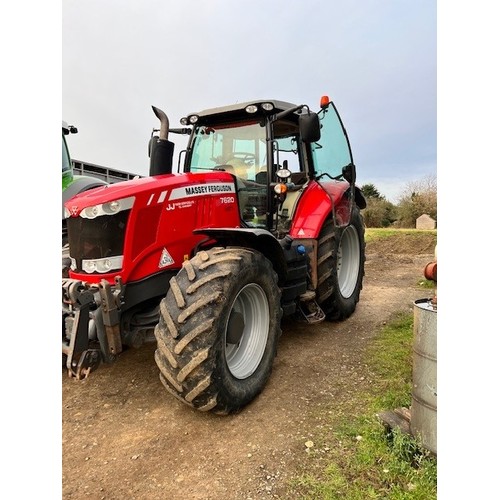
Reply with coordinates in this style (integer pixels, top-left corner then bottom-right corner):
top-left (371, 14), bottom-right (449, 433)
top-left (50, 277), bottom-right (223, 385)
top-left (62, 234), bottom-right (436, 499)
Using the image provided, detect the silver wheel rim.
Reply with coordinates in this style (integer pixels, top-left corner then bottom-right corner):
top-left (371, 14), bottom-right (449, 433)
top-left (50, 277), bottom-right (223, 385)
top-left (225, 283), bottom-right (269, 379)
top-left (337, 225), bottom-right (360, 298)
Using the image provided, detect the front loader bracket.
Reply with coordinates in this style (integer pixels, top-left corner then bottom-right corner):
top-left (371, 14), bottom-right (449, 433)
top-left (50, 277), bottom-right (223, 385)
top-left (99, 278), bottom-right (123, 356)
top-left (63, 279), bottom-right (102, 379)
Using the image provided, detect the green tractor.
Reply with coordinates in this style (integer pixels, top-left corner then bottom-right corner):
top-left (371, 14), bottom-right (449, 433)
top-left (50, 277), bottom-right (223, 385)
top-left (62, 121), bottom-right (108, 277)
top-left (62, 121), bottom-right (108, 245)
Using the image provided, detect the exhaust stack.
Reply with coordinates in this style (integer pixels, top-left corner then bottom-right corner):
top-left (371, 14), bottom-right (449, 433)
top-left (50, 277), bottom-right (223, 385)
top-left (149, 106), bottom-right (175, 176)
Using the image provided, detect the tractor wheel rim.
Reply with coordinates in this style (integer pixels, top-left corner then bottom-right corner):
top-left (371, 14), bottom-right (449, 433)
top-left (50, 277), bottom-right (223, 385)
top-left (337, 225), bottom-right (360, 298)
top-left (225, 283), bottom-right (269, 379)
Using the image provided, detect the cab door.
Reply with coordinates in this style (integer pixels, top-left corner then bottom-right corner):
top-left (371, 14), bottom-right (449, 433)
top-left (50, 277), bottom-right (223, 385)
top-left (311, 101), bottom-right (355, 183)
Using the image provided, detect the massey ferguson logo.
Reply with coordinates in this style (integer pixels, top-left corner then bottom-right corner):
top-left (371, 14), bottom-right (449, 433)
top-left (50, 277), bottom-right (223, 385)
top-left (71, 206), bottom-right (78, 216)
top-left (168, 182), bottom-right (235, 201)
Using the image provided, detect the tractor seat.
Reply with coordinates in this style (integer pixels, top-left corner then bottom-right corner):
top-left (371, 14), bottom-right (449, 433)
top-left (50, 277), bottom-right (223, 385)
top-left (224, 158), bottom-right (248, 179)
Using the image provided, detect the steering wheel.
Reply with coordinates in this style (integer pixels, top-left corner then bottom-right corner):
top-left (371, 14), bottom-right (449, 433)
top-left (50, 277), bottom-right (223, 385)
top-left (228, 152), bottom-right (256, 165)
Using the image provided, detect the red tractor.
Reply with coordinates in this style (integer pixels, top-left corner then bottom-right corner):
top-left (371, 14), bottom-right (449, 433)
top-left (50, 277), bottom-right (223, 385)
top-left (62, 96), bottom-right (366, 414)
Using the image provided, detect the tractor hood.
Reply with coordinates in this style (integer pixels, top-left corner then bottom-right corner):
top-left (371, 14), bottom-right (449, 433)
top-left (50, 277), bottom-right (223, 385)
top-left (63, 171), bottom-right (236, 218)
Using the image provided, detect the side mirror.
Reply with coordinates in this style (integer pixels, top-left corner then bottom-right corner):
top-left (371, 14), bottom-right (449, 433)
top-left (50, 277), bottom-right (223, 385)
top-left (342, 163), bottom-right (356, 184)
top-left (299, 112), bottom-right (321, 143)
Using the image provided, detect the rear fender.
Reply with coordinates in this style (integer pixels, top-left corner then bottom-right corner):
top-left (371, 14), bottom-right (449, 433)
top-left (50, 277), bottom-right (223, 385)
top-left (354, 186), bottom-right (367, 209)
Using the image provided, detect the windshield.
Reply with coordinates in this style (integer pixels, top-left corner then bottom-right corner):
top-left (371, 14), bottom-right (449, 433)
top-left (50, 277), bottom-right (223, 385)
top-left (189, 122), bottom-right (267, 182)
top-left (62, 135), bottom-right (72, 173)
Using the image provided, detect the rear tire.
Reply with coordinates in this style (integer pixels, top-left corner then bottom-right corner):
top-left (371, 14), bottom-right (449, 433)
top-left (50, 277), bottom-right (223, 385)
top-left (154, 247), bottom-right (282, 414)
top-left (317, 206), bottom-right (365, 321)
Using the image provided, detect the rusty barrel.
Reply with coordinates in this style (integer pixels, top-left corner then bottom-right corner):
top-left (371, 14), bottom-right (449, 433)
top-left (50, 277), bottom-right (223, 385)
top-left (411, 298), bottom-right (437, 455)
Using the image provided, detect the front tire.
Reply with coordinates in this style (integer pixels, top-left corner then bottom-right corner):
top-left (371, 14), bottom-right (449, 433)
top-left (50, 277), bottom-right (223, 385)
top-left (317, 206), bottom-right (366, 321)
top-left (154, 247), bottom-right (282, 414)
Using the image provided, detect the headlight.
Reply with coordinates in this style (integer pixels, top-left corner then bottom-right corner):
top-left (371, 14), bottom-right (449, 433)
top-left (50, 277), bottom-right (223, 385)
top-left (64, 206), bottom-right (71, 218)
top-left (107, 200), bottom-right (121, 213)
top-left (82, 255), bottom-right (123, 274)
top-left (276, 168), bottom-right (291, 179)
top-left (83, 206), bottom-right (100, 219)
top-left (80, 196), bottom-right (135, 219)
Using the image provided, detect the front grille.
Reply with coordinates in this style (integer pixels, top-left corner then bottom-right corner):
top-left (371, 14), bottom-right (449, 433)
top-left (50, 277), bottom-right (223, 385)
top-left (62, 219), bottom-right (68, 242)
top-left (67, 210), bottom-right (130, 272)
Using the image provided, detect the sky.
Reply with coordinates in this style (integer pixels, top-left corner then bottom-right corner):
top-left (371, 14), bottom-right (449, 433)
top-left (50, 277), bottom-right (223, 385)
top-left (62, 0), bottom-right (436, 203)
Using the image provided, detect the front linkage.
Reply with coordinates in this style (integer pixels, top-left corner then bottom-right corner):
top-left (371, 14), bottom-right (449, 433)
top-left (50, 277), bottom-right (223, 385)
top-left (62, 278), bottom-right (124, 379)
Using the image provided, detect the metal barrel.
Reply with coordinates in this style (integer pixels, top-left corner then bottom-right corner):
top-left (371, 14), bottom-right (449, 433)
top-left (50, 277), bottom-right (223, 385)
top-left (411, 298), bottom-right (437, 455)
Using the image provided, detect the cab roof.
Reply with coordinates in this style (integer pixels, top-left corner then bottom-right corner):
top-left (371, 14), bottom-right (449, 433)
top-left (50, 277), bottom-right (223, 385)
top-left (184, 99), bottom-right (301, 125)
top-left (194, 99), bottom-right (298, 117)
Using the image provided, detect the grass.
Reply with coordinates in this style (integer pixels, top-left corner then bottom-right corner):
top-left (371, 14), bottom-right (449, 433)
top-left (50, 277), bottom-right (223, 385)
top-left (364, 228), bottom-right (437, 244)
top-left (289, 313), bottom-right (437, 499)
top-left (417, 278), bottom-right (435, 290)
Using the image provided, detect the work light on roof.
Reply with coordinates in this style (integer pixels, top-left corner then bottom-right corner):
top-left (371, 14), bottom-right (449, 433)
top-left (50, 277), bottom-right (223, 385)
top-left (189, 115), bottom-right (199, 124)
top-left (245, 105), bottom-right (258, 114)
top-left (261, 102), bottom-right (274, 111)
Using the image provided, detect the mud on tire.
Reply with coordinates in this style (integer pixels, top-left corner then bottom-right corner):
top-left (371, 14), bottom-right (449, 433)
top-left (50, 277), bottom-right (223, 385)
top-left (317, 206), bottom-right (366, 321)
top-left (154, 247), bottom-right (282, 414)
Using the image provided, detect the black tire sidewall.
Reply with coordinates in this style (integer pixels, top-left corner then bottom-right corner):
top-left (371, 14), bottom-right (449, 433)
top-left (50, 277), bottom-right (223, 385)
top-left (323, 206), bottom-right (365, 321)
top-left (333, 207), bottom-right (365, 319)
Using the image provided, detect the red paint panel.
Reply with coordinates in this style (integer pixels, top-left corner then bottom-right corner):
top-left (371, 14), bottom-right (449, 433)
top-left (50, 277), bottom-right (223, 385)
top-left (289, 180), bottom-right (351, 238)
top-left (67, 172), bottom-right (241, 284)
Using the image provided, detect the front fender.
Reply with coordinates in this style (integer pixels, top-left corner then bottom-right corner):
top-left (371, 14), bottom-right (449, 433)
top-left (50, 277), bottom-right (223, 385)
top-left (289, 180), bottom-right (362, 238)
top-left (193, 227), bottom-right (288, 283)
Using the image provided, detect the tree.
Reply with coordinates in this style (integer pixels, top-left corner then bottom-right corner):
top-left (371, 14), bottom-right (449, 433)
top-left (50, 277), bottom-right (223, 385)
top-left (363, 197), bottom-right (398, 227)
top-left (396, 174), bottom-right (437, 228)
top-left (360, 183), bottom-right (397, 227)
top-left (360, 183), bottom-right (382, 199)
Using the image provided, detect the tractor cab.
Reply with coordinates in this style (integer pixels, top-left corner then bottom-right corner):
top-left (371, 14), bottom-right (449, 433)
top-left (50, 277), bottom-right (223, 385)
top-left (181, 98), bottom-right (357, 236)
